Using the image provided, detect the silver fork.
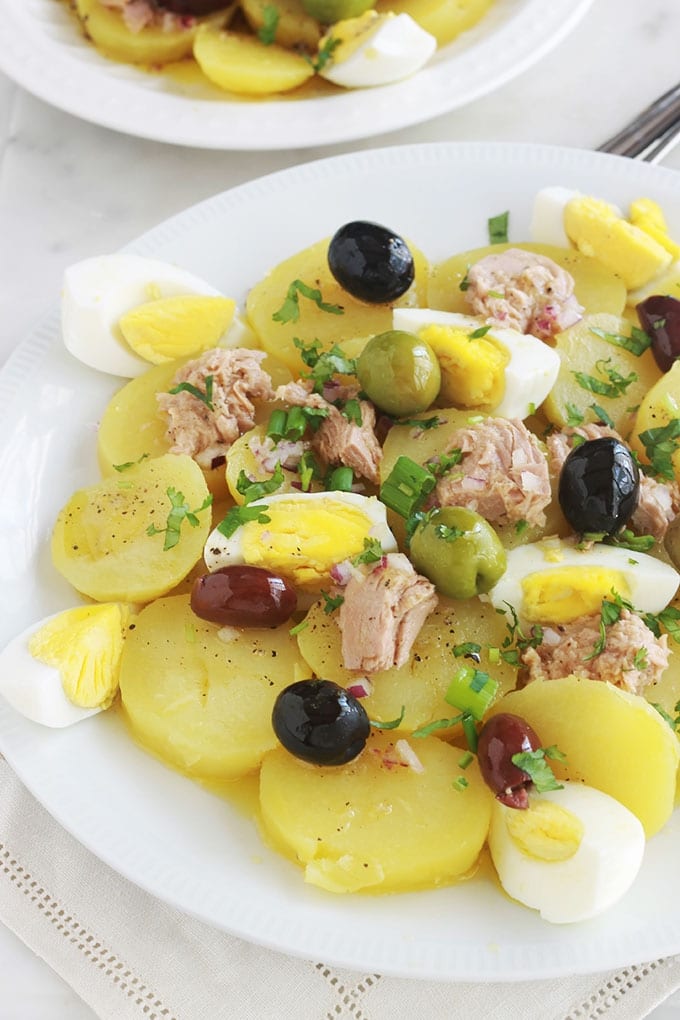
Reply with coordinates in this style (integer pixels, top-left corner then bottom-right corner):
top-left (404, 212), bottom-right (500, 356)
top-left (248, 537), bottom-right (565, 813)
top-left (597, 81), bottom-right (680, 163)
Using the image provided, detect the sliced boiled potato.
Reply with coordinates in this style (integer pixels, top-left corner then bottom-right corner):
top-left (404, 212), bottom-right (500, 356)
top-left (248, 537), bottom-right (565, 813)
top-left (193, 25), bottom-right (315, 95)
top-left (75, 0), bottom-right (201, 64)
top-left (542, 312), bottom-right (661, 437)
top-left (296, 596), bottom-right (517, 734)
top-left (241, 0), bottom-right (322, 50)
top-left (259, 731), bottom-right (493, 892)
top-left (119, 595), bottom-right (307, 779)
top-left (488, 675), bottom-right (680, 836)
top-left (630, 360), bottom-right (680, 477)
top-left (51, 454), bottom-right (212, 603)
top-left (246, 237), bottom-right (430, 374)
top-left (428, 242), bottom-right (627, 319)
top-left (375, 0), bottom-right (492, 46)
top-left (225, 423), bottom-right (324, 504)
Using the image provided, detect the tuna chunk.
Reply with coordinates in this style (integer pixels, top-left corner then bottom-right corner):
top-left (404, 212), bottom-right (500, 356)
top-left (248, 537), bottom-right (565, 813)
top-left (434, 417), bottom-right (551, 528)
top-left (465, 248), bottom-right (584, 340)
top-left (276, 380), bottom-right (382, 484)
top-left (337, 553), bottom-right (438, 674)
top-left (548, 425), bottom-right (680, 541)
top-left (522, 609), bottom-right (669, 695)
top-left (158, 348), bottom-right (274, 469)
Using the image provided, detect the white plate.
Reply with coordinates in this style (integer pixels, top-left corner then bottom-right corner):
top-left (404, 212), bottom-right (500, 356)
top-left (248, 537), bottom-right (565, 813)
top-left (0, 0), bottom-right (593, 149)
top-left (2, 142), bottom-right (680, 982)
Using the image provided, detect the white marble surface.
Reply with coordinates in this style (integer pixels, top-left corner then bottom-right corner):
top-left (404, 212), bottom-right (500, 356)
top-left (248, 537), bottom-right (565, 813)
top-left (1, 0), bottom-right (680, 1015)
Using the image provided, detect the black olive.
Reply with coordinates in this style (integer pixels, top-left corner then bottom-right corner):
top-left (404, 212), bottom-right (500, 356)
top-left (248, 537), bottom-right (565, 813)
top-left (558, 437), bottom-right (640, 536)
top-left (272, 679), bottom-right (370, 766)
top-left (327, 221), bottom-right (415, 304)
top-left (637, 295), bottom-right (680, 372)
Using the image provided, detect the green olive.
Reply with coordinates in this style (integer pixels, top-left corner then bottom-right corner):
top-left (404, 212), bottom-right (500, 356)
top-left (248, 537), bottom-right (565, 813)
top-left (356, 330), bottom-right (441, 417)
top-left (409, 507), bottom-right (506, 599)
top-left (664, 514), bottom-right (680, 569)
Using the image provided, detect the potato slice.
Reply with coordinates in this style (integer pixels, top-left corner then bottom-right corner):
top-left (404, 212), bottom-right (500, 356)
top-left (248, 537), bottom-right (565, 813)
top-left (542, 313), bottom-right (661, 437)
top-left (51, 454), bottom-right (212, 603)
top-left (225, 423), bottom-right (325, 504)
top-left (119, 595), bottom-right (307, 779)
top-left (246, 238), bottom-right (430, 374)
top-left (75, 0), bottom-right (200, 64)
top-left (428, 242), bottom-right (627, 319)
top-left (259, 731), bottom-right (493, 892)
top-left (488, 676), bottom-right (680, 836)
top-left (630, 360), bottom-right (680, 477)
top-left (375, 0), bottom-right (492, 46)
top-left (193, 25), bottom-right (315, 94)
top-left (297, 596), bottom-right (517, 734)
top-left (241, 0), bottom-right (321, 50)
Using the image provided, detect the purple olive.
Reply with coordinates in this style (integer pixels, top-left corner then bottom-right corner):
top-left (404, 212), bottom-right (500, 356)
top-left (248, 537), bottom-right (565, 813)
top-left (476, 713), bottom-right (542, 809)
top-left (190, 566), bottom-right (297, 628)
top-left (155, 0), bottom-right (229, 14)
top-left (637, 295), bottom-right (680, 372)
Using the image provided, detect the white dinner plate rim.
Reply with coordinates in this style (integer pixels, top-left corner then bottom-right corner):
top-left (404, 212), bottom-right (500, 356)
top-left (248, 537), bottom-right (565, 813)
top-left (2, 142), bottom-right (680, 983)
top-left (0, 0), bottom-right (594, 149)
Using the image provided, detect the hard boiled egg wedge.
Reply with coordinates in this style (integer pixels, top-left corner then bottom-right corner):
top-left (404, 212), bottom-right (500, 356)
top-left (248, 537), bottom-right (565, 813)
top-left (488, 782), bottom-right (645, 923)
top-left (0, 604), bottom-right (131, 728)
top-left (317, 12), bottom-right (436, 89)
top-left (392, 308), bottom-right (560, 419)
top-left (205, 491), bottom-right (397, 593)
top-left (530, 187), bottom-right (672, 291)
top-left (62, 254), bottom-right (252, 378)
top-left (488, 538), bottom-right (679, 626)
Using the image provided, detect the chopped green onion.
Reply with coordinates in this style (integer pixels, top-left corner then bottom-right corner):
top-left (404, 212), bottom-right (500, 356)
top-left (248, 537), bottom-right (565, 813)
top-left (326, 465), bottom-right (354, 492)
top-left (369, 705), bottom-right (405, 730)
top-left (453, 776), bottom-right (469, 792)
top-left (379, 455), bottom-right (436, 518)
top-left (458, 751), bottom-right (474, 770)
top-left (288, 619), bottom-right (309, 636)
top-left (488, 210), bottom-right (509, 244)
top-left (445, 664), bottom-right (499, 720)
top-left (266, 409), bottom-right (288, 441)
top-left (412, 714), bottom-right (464, 738)
top-left (461, 713), bottom-right (479, 753)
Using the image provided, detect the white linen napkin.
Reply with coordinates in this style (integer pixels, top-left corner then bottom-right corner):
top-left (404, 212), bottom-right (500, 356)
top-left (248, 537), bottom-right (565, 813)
top-left (1, 755), bottom-right (679, 1020)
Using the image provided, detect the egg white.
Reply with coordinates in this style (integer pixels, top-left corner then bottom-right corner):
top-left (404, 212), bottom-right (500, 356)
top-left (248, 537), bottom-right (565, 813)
top-left (319, 13), bottom-right (436, 89)
top-left (204, 491), bottom-right (397, 577)
top-left (392, 307), bottom-right (560, 419)
top-left (530, 186), bottom-right (625, 249)
top-left (62, 253), bottom-right (252, 378)
top-left (488, 782), bottom-right (645, 923)
top-left (0, 615), bottom-right (102, 728)
top-left (488, 539), bottom-right (680, 622)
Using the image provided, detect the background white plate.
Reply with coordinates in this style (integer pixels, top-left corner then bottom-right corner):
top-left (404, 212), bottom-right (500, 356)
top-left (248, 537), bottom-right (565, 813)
top-left (1, 142), bottom-right (680, 982)
top-left (0, 0), bottom-right (593, 149)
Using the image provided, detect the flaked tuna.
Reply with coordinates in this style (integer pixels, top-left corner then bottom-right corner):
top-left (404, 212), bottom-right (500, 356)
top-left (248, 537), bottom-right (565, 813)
top-left (465, 248), bottom-right (583, 340)
top-left (337, 553), bottom-right (438, 674)
top-left (435, 417), bottom-right (551, 528)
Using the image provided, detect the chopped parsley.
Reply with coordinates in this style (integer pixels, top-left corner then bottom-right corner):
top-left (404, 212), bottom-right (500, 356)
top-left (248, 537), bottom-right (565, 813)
top-left (637, 419), bottom-right (680, 481)
top-left (351, 537), bottom-right (384, 566)
top-left (453, 641), bottom-right (482, 661)
top-left (321, 590), bottom-right (344, 614)
top-left (498, 602), bottom-right (543, 666)
top-left (631, 647), bottom-right (649, 670)
top-left (434, 523), bottom-right (465, 542)
top-left (589, 402), bottom-right (616, 428)
top-left (459, 267), bottom-right (470, 292)
top-left (293, 338), bottom-right (356, 393)
top-left (584, 589), bottom-right (632, 660)
top-left (146, 488), bottom-right (213, 551)
top-left (342, 398), bottom-right (362, 426)
top-left (488, 210), bottom-right (509, 244)
top-left (643, 605), bottom-right (680, 645)
top-left (297, 449), bottom-right (322, 492)
top-left (257, 4), bottom-right (279, 44)
top-left (397, 415), bottom-right (443, 431)
top-left (112, 453), bottom-right (149, 472)
top-left (216, 503), bottom-right (271, 539)
top-left (369, 705), bottom-right (405, 730)
top-left (573, 358), bottom-right (637, 399)
top-left (168, 374), bottom-right (214, 410)
top-left (511, 746), bottom-right (566, 793)
top-left (306, 34), bottom-right (340, 73)
top-left (288, 619), bottom-right (309, 637)
top-left (565, 402), bottom-right (585, 427)
top-left (272, 280), bottom-right (344, 324)
top-left (468, 325), bottom-right (492, 339)
top-left (427, 448), bottom-right (463, 477)
top-left (589, 324), bottom-right (651, 357)
top-left (235, 462), bottom-right (285, 504)
top-left (515, 519), bottom-right (529, 536)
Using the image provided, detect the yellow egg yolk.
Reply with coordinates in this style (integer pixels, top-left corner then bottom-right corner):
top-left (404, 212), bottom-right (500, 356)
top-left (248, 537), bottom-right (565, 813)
top-left (418, 324), bottom-right (509, 408)
top-left (239, 498), bottom-right (374, 588)
top-left (320, 11), bottom-right (385, 63)
top-left (28, 603), bottom-right (131, 709)
top-left (505, 800), bottom-right (584, 862)
top-left (521, 566), bottom-right (630, 624)
top-left (118, 295), bottom-right (235, 364)
top-left (563, 196), bottom-right (671, 290)
top-left (629, 197), bottom-right (680, 260)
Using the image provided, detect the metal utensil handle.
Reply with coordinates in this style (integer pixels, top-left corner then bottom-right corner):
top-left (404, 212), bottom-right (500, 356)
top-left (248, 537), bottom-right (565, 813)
top-left (598, 80), bottom-right (680, 159)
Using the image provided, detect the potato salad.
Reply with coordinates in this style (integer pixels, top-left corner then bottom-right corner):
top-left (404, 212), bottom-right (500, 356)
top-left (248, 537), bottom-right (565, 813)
top-left (4, 184), bottom-right (680, 925)
top-left (68, 0), bottom-right (492, 95)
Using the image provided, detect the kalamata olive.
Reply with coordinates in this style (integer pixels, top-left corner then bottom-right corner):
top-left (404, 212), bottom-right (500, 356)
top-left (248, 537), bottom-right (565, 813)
top-left (272, 679), bottom-right (370, 765)
top-left (356, 329), bottom-right (441, 416)
top-left (327, 221), bottom-right (415, 304)
top-left (558, 437), bottom-right (639, 536)
top-left (190, 565), bottom-right (297, 627)
top-left (637, 295), bottom-right (680, 372)
top-left (409, 506), bottom-right (507, 599)
top-left (477, 713), bottom-right (542, 809)
top-left (155, 0), bottom-right (228, 14)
